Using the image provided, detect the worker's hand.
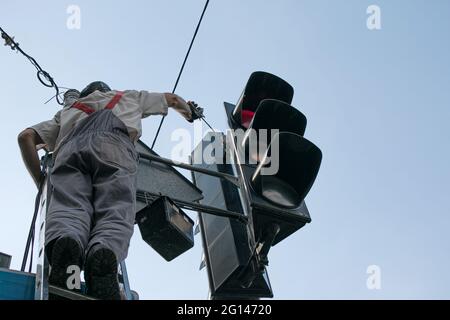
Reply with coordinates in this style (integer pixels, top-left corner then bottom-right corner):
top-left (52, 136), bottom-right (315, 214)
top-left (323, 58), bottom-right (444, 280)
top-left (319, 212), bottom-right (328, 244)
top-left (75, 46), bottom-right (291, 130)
top-left (164, 93), bottom-right (194, 122)
top-left (179, 100), bottom-right (193, 122)
top-left (187, 101), bottom-right (204, 123)
top-left (36, 143), bottom-right (47, 151)
top-left (64, 89), bottom-right (80, 99)
top-left (63, 89), bottom-right (80, 108)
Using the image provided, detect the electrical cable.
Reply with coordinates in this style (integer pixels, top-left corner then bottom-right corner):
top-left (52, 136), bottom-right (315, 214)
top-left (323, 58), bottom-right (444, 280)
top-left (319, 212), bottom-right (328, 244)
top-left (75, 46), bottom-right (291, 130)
top-left (0, 26), bottom-right (64, 105)
top-left (151, 0), bottom-right (211, 149)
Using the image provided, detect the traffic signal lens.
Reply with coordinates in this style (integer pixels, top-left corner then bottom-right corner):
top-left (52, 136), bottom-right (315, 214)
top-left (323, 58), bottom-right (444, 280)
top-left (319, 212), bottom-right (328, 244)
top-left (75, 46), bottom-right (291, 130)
top-left (258, 175), bottom-right (301, 208)
top-left (241, 110), bottom-right (255, 128)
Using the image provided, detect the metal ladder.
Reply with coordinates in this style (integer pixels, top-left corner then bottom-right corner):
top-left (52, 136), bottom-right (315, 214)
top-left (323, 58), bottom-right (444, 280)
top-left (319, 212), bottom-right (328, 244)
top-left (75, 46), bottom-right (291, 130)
top-left (24, 153), bottom-right (133, 300)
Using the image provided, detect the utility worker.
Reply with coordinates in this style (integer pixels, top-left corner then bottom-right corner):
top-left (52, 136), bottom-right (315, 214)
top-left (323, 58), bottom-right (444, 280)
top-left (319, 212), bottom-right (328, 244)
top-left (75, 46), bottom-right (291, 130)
top-left (18, 81), bottom-right (201, 299)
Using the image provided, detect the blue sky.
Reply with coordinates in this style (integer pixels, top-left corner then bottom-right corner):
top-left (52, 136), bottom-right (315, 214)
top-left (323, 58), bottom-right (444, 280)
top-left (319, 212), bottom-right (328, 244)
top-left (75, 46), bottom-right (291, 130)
top-left (1, 0), bottom-right (449, 299)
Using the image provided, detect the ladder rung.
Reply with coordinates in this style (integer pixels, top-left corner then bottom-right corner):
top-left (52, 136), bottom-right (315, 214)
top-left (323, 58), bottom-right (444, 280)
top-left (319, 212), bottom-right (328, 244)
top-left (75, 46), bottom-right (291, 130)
top-left (48, 285), bottom-right (96, 300)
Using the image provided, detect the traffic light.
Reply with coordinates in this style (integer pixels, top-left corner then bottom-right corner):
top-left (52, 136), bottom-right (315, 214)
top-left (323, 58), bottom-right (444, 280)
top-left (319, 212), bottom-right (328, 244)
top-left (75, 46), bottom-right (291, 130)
top-left (224, 71), bottom-right (322, 247)
top-left (192, 71), bottom-right (322, 298)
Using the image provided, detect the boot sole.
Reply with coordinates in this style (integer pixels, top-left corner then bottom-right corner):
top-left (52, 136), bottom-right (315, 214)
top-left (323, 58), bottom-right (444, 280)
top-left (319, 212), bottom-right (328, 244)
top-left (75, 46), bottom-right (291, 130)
top-left (85, 248), bottom-right (121, 300)
top-left (48, 237), bottom-right (82, 291)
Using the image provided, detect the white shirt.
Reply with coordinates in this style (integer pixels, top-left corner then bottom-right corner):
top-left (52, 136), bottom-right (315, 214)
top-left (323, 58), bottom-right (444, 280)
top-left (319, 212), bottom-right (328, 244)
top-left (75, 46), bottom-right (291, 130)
top-left (29, 90), bottom-right (168, 151)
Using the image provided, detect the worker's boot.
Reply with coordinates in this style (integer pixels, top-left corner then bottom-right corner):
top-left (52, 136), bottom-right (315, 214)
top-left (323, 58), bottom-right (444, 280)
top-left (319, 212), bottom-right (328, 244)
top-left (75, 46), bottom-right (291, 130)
top-left (85, 246), bottom-right (121, 300)
top-left (48, 237), bottom-right (83, 291)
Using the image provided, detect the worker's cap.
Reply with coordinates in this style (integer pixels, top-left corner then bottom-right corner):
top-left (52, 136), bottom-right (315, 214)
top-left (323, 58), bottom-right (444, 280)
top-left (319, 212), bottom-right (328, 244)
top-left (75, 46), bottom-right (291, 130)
top-left (79, 81), bottom-right (111, 98)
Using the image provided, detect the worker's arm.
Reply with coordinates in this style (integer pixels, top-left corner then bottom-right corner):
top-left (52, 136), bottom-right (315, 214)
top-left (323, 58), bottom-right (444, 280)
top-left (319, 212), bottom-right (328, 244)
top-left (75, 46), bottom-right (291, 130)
top-left (18, 129), bottom-right (45, 188)
top-left (164, 93), bottom-right (193, 121)
top-left (19, 110), bottom-right (61, 188)
top-left (136, 90), bottom-right (198, 121)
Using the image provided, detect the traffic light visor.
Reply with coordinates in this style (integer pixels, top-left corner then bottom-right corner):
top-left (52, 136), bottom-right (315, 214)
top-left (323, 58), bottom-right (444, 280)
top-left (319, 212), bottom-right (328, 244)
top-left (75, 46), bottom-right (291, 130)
top-left (251, 132), bottom-right (322, 208)
top-left (232, 72), bottom-right (294, 128)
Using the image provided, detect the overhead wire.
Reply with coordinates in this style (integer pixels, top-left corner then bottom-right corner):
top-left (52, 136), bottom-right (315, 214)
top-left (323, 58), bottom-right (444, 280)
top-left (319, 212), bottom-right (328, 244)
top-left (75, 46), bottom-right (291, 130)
top-left (151, 0), bottom-right (214, 150)
top-left (2, 2), bottom-right (215, 138)
top-left (0, 26), bottom-right (64, 105)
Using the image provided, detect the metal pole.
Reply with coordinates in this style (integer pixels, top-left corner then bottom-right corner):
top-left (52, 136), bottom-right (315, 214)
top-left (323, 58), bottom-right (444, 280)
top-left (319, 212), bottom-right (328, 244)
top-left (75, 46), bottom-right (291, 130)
top-left (136, 191), bottom-right (248, 223)
top-left (138, 153), bottom-right (241, 187)
top-left (21, 173), bottom-right (45, 272)
top-left (119, 261), bottom-right (132, 300)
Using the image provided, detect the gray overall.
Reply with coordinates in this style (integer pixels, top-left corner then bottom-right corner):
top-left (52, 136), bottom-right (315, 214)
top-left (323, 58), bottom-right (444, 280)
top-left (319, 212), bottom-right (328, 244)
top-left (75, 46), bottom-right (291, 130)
top-left (46, 108), bottom-right (138, 263)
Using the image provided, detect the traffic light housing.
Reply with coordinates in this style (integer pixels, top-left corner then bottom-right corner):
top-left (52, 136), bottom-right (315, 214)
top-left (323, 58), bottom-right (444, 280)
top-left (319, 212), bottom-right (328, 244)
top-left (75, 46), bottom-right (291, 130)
top-left (192, 133), bottom-right (273, 299)
top-left (224, 71), bottom-right (322, 246)
top-left (192, 71), bottom-right (322, 298)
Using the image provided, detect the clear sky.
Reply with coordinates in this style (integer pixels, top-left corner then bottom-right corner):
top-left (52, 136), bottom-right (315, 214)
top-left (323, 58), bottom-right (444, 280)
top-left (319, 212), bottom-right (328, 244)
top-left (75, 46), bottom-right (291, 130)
top-left (1, 0), bottom-right (449, 299)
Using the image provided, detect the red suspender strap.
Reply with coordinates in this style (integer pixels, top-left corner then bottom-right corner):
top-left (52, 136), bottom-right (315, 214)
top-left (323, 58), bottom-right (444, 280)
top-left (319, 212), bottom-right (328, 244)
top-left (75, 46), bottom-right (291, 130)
top-left (72, 91), bottom-right (124, 114)
top-left (72, 102), bottom-right (95, 115)
top-left (105, 91), bottom-right (124, 110)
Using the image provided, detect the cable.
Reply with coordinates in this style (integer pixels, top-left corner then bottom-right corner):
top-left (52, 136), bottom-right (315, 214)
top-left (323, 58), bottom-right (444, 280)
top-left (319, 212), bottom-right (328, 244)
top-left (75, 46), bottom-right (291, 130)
top-left (21, 173), bottom-right (46, 272)
top-left (44, 91), bottom-right (66, 105)
top-left (151, 0), bottom-right (211, 149)
top-left (43, 87), bottom-right (75, 104)
top-left (200, 117), bottom-right (216, 132)
top-left (0, 26), bottom-right (64, 105)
